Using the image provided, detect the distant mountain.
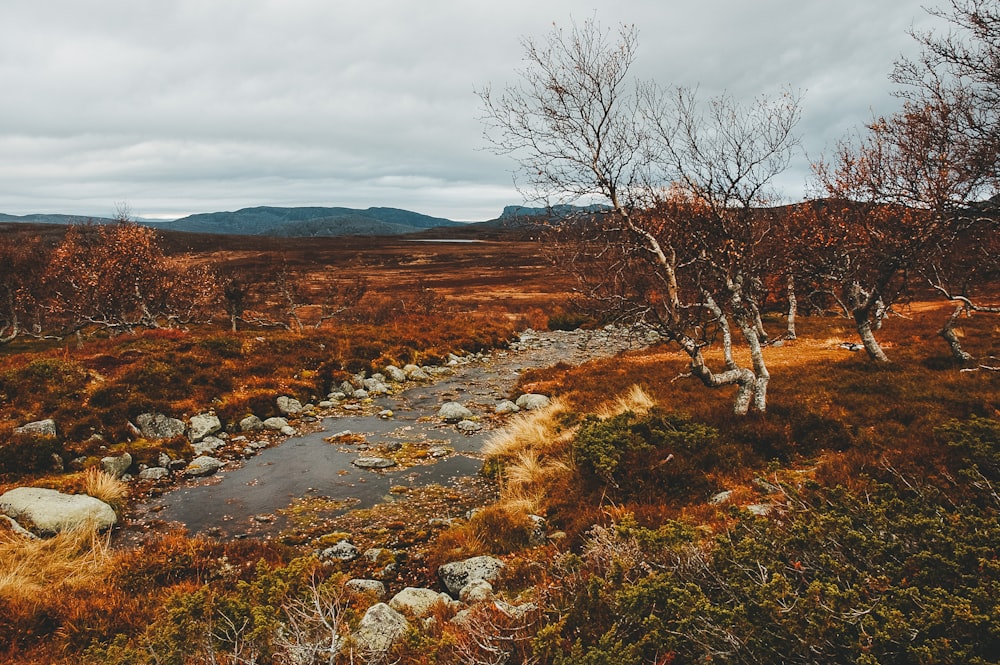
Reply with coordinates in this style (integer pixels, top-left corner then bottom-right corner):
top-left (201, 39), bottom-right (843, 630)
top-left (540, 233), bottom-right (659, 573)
top-left (0, 212), bottom-right (118, 225)
top-left (157, 206), bottom-right (463, 236)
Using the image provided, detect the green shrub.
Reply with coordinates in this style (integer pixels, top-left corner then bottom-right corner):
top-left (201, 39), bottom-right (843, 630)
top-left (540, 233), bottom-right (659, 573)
top-left (937, 415), bottom-right (1000, 481)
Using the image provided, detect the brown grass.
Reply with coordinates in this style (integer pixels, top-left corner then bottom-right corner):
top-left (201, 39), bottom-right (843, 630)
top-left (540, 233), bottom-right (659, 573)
top-left (82, 467), bottom-right (129, 513)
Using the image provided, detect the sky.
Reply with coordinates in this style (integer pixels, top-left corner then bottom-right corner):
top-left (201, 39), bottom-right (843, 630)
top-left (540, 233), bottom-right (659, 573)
top-left (0, 0), bottom-right (944, 222)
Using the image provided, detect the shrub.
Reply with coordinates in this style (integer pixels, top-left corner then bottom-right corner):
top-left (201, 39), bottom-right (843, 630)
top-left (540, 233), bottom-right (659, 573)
top-left (0, 430), bottom-right (63, 475)
top-left (937, 415), bottom-right (1000, 481)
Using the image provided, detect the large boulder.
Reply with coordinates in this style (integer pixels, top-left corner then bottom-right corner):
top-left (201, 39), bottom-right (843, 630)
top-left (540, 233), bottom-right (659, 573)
top-left (13, 419), bottom-right (57, 438)
top-left (383, 365), bottom-right (408, 383)
top-left (239, 415), bottom-right (263, 432)
top-left (352, 603), bottom-right (409, 657)
top-left (188, 413), bottom-right (222, 443)
top-left (262, 416), bottom-right (290, 431)
top-left (438, 402), bottom-right (473, 423)
top-left (345, 579), bottom-right (387, 600)
top-left (0, 487), bottom-right (116, 534)
top-left (438, 555), bottom-right (505, 597)
top-left (135, 413), bottom-right (185, 440)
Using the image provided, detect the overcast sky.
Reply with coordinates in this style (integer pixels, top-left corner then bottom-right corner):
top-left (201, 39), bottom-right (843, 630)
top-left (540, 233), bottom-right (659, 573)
top-left (0, 1), bottom-right (943, 221)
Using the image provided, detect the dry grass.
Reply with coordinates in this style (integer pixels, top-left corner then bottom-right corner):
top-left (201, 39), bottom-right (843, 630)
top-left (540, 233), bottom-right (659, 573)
top-left (0, 524), bottom-right (111, 606)
top-left (82, 467), bottom-right (129, 513)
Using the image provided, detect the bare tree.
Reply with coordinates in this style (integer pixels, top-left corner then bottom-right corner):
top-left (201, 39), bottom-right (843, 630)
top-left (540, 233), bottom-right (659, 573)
top-left (480, 18), bottom-right (800, 414)
top-left (0, 234), bottom-right (49, 345)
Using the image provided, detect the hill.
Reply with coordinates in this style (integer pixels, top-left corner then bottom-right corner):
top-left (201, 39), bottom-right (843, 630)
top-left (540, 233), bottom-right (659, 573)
top-left (157, 206), bottom-right (464, 236)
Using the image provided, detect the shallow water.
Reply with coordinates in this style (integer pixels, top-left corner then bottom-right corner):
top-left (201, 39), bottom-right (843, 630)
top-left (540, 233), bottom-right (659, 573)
top-left (142, 327), bottom-right (645, 538)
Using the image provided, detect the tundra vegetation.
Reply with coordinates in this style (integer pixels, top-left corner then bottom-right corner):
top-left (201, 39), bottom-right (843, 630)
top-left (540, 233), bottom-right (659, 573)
top-left (0, 1), bottom-right (999, 663)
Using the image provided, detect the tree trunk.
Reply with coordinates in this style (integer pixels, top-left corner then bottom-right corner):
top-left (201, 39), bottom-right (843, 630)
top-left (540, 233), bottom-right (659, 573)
top-left (739, 319), bottom-right (770, 413)
top-left (786, 274), bottom-right (797, 340)
top-left (855, 313), bottom-right (890, 362)
top-left (846, 281), bottom-right (890, 362)
top-left (939, 301), bottom-right (974, 363)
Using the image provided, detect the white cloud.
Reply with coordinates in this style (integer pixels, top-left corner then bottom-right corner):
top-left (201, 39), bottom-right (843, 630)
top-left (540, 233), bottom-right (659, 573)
top-left (0, 0), bottom-right (944, 220)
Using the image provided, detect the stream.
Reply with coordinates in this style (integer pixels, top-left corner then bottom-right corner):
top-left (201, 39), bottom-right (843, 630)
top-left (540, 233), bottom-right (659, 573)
top-left (135, 326), bottom-right (650, 539)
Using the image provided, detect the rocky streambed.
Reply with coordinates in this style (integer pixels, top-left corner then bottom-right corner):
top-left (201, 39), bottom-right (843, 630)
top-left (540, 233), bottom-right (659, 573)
top-left (131, 325), bottom-right (652, 540)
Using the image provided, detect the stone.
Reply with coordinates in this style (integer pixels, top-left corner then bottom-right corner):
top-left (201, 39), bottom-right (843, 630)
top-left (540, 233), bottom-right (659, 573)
top-left (279, 425), bottom-right (296, 437)
top-left (13, 419), bottom-right (57, 438)
top-left (192, 436), bottom-right (225, 456)
top-left (184, 456), bottom-right (223, 477)
top-left (494, 400), bottom-right (520, 415)
top-left (438, 402), bottom-right (473, 423)
top-left (346, 579), bottom-right (387, 600)
top-left (188, 413), bottom-right (222, 443)
top-left (1, 514), bottom-right (38, 539)
top-left (0, 487), bottom-right (116, 534)
top-left (710, 490), bottom-right (734, 505)
top-left (515, 393), bottom-right (550, 411)
top-left (362, 378), bottom-right (389, 395)
top-left (321, 539), bottom-right (359, 561)
top-left (353, 457), bottom-right (396, 469)
top-left (276, 395), bottom-right (303, 415)
top-left (388, 587), bottom-right (454, 618)
top-left (527, 514), bottom-right (547, 545)
top-left (239, 415), bottom-right (263, 432)
top-left (138, 467), bottom-right (169, 481)
top-left (100, 452), bottom-right (132, 478)
top-left (459, 579), bottom-right (495, 604)
top-left (438, 555), bottom-right (505, 597)
top-left (339, 380), bottom-right (356, 395)
top-left (403, 364), bottom-right (430, 381)
top-left (135, 413), bottom-right (185, 440)
top-left (456, 420), bottom-right (482, 434)
top-left (352, 389), bottom-right (369, 399)
top-left (384, 365), bottom-right (408, 383)
top-left (262, 416), bottom-right (290, 431)
top-left (352, 603), bottom-right (408, 657)
top-left (377, 409), bottom-right (394, 419)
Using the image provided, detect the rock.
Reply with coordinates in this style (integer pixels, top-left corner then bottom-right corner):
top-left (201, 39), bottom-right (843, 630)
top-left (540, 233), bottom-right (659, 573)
top-left (710, 490), bottom-right (734, 504)
top-left (378, 409), bottom-right (394, 419)
top-left (353, 457), bottom-right (396, 469)
top-left (328, 391), bottom-right (347, 401)
top-left (135, 413), bottom-right (185, 440)
top-left (438, 402), bottom-right (474, 423)
top-left (403, 364), bottom-right (430, 381)
top-left (13, 419), bottom-right (57, 438)
top-left (280, 425), bottom-right (296, 437)
top-left (747, 503), bottom-right (773, 516)
top-left (262, 416), bottom-right (290, 431)
top-left (456, 420), bottom-right (482, 434)
top-left (363, 378), bottom-right (389, 395)
top-left (352, 389), bottom-right (369, 400)
top-left (459, 579), bottom-right (495, 604)
top-left (188, 413), bottom-right (222, 443)
top-left (158, 452), bottom-right (172, 467)
top-left (346, 579), bottom-right (387, 600)
top-left (0, 487), bottom-right (116, 534)
top-left (276, 395), bottom-right (303, 415)
top-left (515, 393), bottom-right (551, 411)
top-left (388, 587), bottom-right (454, 618)
top-left (101, 452), bottom-right (132, 478)
top-left (494, 400), bottom-right (520, 415)
top-left (352, 603), bottom-right (408, 657)
top-left (184, 456), bottom-right (223, 477)
top-left (384, 365), bottom-right (408, 383)
top-left (318, 400), bottom-right (334, 408)
top-left (138, 467), bottom-right (169, 481)
top-left (494, 600), bottom-right (538, 620)
top-left (192, 436), bottom-right (225, 456)
top-left (239, 415), bottom-right (263, 432)
top-left (527, 514), bottom-right (547, 545)
top-left (427, 446), bottom-right (451, 458)
top-left (339, 380), bottom-right (356, 395)
top-left (321, 539), bottom-right (360, 561)
top-left (50, 453), bottom-right (64, 472)
top-left (1, 514), bottom-right (38, 539)
top-left (438, 555), bottom-right (505, 597)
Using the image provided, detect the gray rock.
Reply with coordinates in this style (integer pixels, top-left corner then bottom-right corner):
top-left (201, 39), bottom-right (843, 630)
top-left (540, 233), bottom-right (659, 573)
top-left (353, 457), bottom-right (396, 469)
top-left (384, 365), bottom-right (408, 383)
top-left (262, 416), bottom-right (290, 431)
top-left (377, 409), bottom-right (394, 419)
top-left (276, 395), bottom-right (303, 415)
top-left (239, 415), bottom-right (263, 432)
top-left (362, 378), bottom-right (389, 395)
top-left (188, 413), bottom-right (222, 443)
top-left (438, 555), bottom-right (505, 597)
top-left (136, 413), bottom-right (185, 440)
top-left (346, 579), bottom-right (387, 600)
top-left (318, 400), bottom-right (334, 408)
top-left (527, 514), bottom-right (547, 545)
top-left (1, 514), bottom-right (38, 539)
top-left (192, 436), bottom-right (225, 456)
top-left (321, 539), bottom-right (360, 561)
top-left (352, 603), bottom-right (408, 657)
top-left (184, 456), bottom-right (223, 477)
top-left (515, 393), bottom-right (551, 411)
top-left (158, 452), bottom-right (172, 467)
top-left (339, 380), bottom-right (356, 395)
top-left (389, 587), bottom-right (454, 618)
top-left (456, 420), bottom-right (482, 434)
top-left (709, 490), bottom-right (734, 505)
top-left (494, 400), bottom-right (520, 415)
top-left (13, 419), bottom-right (57, 438)
top-left (438, 402), bottom-right (474, 423)
top-left (101, 452), bottom-right (133, 478)
top-left (0, 487), bottom-right (116, 534)
top-left (459, 579), bottom-right (495, 604)
top-left (138, 467), bottom-right (169, 481)
top-left (403, 364), bottom-right (430, 381)
top-left (352, 389), bottom-right (369, 399)
top-left (279, 425), bottom-right (297, 437)
top-left (747, 503), bottom-right (773, 516)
